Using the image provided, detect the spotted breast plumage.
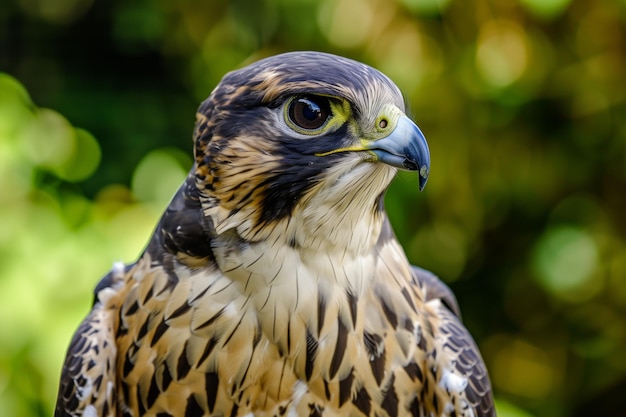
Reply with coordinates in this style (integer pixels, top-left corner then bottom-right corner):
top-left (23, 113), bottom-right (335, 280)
top-left (55, 51), bottom-right (495, 417)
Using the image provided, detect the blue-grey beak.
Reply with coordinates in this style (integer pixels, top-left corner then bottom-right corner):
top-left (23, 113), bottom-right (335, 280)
top-left (366, 115), bottom-right (430, 191)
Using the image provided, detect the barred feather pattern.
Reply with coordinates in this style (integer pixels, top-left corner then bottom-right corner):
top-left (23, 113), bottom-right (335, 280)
top-left (56, 217), bottom-right (493, 416)
top-left (54, 51), bottom-right (495, 417)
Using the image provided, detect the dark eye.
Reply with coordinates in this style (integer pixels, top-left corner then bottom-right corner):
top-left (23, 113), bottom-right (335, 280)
top-left (288, 96), bottom-right (331, 130)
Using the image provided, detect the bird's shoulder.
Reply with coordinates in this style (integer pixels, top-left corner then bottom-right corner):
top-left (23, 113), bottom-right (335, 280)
top-left (411, 265), bottom-right (461, 319)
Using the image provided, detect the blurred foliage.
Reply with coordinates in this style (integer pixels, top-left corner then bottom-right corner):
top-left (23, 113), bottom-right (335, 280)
top-left (1, 0), bottom-right (625, 416)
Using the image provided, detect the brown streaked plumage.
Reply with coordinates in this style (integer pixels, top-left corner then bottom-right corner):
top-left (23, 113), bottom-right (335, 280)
top-left (55, 51), bottom-right (495, 417)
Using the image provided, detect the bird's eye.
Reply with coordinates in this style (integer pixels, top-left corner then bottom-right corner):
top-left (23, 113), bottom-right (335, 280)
top-left (287, 96), bottom-right (331, 132)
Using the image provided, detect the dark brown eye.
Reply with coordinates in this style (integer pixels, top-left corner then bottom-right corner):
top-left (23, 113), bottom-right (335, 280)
top-left (288, 96), bottom-right (331, 131)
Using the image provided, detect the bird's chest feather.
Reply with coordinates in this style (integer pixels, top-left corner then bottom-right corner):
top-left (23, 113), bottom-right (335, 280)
top-left (113, 242), bottom-right (435, 417)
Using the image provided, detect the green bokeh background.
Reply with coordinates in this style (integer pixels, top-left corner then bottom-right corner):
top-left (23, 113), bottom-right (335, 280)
top-left (1, 0), bottom-right (625, 416)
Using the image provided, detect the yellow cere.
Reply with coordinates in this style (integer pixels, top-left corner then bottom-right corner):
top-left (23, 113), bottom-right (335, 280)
top-left (315, 103), bottom-right (406, 157)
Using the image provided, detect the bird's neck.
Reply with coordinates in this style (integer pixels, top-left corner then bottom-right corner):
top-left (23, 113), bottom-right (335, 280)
top-left (210, 205), bottom-right (387, 302)
top-left (203, 161), bottom-right (400, 301)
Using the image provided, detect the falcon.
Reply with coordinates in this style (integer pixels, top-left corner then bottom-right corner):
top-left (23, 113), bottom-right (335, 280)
top-left (55, 51), bottom-right (495, 417)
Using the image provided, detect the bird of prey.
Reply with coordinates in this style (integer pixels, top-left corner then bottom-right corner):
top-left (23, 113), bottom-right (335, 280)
top-left (55, 51), bottom-right (495, 417)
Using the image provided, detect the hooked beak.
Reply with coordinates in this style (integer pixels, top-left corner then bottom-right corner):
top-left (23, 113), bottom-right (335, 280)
top-left (364, 115), bottom-right (430, 191)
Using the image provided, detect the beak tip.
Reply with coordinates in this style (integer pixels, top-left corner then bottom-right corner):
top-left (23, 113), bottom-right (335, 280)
top-left (418, 175), bottom-right (428, 192)
top-left (419, 165), bottom-right (429, 191)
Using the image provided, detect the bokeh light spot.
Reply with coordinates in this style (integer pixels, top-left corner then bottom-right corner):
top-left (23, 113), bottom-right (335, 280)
top-left (533, 226), bottom-right (600, 299)
top-left (131, 148), bottom-right (190, 205)
top-left (370, 24), bottom-right (443, 95)
top-left (20, 108), bottom-right (75, 170)
top-left (495, 398), bottom-right (537, 417)
top-left (492, 337), bottom-right (555, 398)
top-left (476, 20), bottom-right (529, 88)
top-left (519, 0), bottom-right (572, 19)
top-left (0, 73), bottom-right (35, 140)
top-left (318, 0), bottom-right (375, 48)
top-left (399, 0), bottom-right (451, 15)
top-left (55, 128), bottom-right (101, 182)
top-left (19, 0), bottom-right (94, 24)
top-left (409, 222), bottom-right (467, 281)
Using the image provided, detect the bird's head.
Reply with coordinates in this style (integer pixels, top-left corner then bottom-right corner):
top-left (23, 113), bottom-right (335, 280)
top-left (193, 51), bottom-right (429, 250)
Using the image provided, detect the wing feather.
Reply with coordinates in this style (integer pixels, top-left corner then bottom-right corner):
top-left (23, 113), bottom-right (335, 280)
top-left (435, 302), bottom-right (495, 416)
top-left (54, 267), bottom-right (125, 417)
top-left (423, 280), bottom-right (496, 417)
